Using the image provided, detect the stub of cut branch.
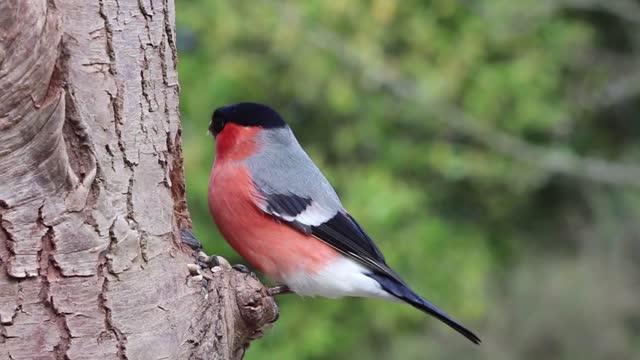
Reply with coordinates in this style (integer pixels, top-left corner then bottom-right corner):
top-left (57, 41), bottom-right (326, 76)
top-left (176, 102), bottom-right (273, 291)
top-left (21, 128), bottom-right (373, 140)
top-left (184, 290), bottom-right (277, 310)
top-left (182, 258), bottom-right (279, 360)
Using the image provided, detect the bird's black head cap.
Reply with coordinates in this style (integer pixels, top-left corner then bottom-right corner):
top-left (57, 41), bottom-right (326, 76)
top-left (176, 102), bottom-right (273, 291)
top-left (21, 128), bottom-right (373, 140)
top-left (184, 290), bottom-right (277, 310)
top-left (209, 102), bottom-right (287, 137)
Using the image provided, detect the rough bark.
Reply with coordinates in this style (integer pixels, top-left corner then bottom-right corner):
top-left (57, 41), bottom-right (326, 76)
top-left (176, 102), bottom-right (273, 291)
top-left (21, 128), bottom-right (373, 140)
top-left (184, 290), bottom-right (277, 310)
top-left (0, 1), bottom-right (277, 359)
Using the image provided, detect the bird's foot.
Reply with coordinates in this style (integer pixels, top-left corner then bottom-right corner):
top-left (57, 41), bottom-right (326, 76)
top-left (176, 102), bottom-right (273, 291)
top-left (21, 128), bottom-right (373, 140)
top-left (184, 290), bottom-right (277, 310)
top-left (180, 228), bottom-right (203, 250)
top-left (267, 285), bottom-right (292, 296)
top-left (232, 264), bottom-right (251, 274)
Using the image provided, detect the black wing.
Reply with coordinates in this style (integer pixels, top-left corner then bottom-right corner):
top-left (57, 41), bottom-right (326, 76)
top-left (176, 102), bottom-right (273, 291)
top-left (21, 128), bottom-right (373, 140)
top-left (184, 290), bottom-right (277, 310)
top-left (256, 191), bottom-right (404, 284)
top-left (256, 191), bottom-right (482, 345)
top-left (264, 193), bottom-right (312, 221)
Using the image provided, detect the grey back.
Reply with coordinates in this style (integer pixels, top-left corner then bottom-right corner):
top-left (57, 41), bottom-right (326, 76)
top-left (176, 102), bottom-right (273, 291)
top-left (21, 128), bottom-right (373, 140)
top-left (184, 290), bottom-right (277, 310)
top-left (244, 127), bottom-right (343, 212)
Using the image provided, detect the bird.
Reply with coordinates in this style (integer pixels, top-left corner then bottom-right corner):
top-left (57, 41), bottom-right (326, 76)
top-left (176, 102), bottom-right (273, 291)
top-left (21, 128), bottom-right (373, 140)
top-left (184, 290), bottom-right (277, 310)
top-left (207, 102), bottom-right (481, 344)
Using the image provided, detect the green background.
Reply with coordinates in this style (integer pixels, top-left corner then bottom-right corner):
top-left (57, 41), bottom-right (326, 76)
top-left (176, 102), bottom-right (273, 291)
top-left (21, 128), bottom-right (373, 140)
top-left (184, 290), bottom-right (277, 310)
top-left (176, 1), bottom-right (640, 359)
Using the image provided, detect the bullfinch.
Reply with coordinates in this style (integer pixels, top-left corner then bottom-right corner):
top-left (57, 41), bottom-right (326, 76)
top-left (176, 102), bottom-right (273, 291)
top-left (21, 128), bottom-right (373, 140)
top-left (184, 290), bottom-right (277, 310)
top-left (207, 102), bottom-right (481, 344)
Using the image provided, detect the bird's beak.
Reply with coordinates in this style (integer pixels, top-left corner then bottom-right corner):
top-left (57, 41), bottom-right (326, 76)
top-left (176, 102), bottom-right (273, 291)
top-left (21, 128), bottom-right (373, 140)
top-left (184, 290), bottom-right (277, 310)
top-left (207, 130), bottom-right (213, 137)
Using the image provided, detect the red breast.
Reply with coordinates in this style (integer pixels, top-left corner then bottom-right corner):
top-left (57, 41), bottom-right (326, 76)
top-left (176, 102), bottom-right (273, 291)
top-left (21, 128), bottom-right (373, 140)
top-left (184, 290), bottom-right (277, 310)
top-left (208, 125), bottom-right (339, 281)
top-left (214, 123), bottom-right (260, 162)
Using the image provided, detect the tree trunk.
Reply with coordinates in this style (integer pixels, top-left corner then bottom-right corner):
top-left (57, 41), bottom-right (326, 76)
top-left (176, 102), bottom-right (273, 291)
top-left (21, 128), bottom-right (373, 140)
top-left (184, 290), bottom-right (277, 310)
top-left (0, 1), bottom-right (277, 359)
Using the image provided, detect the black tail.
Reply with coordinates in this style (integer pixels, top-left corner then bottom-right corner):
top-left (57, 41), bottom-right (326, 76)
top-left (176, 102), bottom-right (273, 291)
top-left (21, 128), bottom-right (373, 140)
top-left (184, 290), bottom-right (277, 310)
top-left (369, 273), bottom-right (481, 344)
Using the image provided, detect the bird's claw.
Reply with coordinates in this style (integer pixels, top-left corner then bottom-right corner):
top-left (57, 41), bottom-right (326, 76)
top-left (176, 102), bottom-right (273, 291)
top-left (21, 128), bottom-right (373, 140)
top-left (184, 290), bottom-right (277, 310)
top-left (180, 229), bottom-right (203, 250)
top-left (232, 264), bottom-right (251, 274)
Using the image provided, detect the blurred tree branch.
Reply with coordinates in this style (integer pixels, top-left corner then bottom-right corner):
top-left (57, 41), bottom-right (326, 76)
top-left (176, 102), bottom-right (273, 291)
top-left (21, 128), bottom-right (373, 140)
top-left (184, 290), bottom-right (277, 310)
top-left (558, 0), bottom-right (640, 25)
top-left (276, 0), bottom-right (640, 188)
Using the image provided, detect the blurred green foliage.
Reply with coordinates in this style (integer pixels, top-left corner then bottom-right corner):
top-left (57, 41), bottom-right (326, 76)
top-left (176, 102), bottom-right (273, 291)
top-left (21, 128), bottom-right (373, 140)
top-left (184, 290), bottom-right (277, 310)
top-left (176, 1), bottom-right (640, 359)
